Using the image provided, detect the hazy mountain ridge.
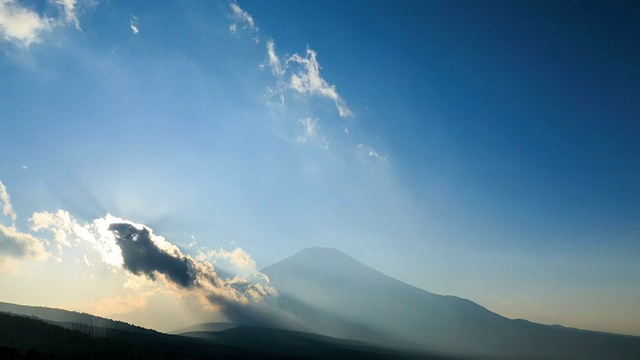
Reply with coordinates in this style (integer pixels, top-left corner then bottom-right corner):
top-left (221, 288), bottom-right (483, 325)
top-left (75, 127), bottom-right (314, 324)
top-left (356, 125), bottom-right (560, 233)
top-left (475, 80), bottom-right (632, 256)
top-left (0, 301), bottom-right (156, 337)
top-left (0, 312), bottom-right (454, 359)
top-left (180, 326), bottom-right (453, 360)
top-left (0, 312), bottom-right (287, 359)
top-left (256, 247), bottom-right (640, 360)
top-left (3, 247), bottom-right (640, 360)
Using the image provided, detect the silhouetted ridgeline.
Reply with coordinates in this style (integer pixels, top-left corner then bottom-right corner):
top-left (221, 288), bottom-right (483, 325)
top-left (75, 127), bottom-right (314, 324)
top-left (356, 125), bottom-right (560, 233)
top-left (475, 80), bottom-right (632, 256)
top-left (0, 312), bottom-right (453, 359)
top-left (0, 301), bottom-right (154, 337)
top-left (0, 312), bottom-right (263, 359)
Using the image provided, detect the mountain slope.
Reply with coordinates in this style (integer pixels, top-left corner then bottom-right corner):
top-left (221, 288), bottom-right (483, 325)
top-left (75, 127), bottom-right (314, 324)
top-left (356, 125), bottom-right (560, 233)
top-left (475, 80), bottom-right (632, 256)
top-left (259, 247), bottom-right (640, 360)
top-left (0, 312), bottom-right (274, 359)
top-left (182, 326), bottom-right (454, 360)
top-left (0, 311), bottom-right (454, 360)
top-left (0, 301), bottom-right (155, 337)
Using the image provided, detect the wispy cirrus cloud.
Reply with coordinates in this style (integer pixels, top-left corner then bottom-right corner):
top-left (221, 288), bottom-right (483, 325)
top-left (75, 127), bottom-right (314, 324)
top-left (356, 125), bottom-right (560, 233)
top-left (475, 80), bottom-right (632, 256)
top-left (0, 181), bottom-right (17, 221)
top-left (229, 2), bottom-right (258, 43)
top-left (262, 39), bottom-right (352, 118)
top-left (266, 38), bottom-right (285, 76)
top-left (228, 2), bottom-right (356, 153)
top-left (297, 118), bottom-right (317, 142)
top-left (130, 14), bottom-right (139, 34)
top-left (357, 144), bottom-right (388, 163)
top-left (53, 0), bottom-right (81, 31)
top-left (0, 0), bottom-right (87, 46)
top-left (287, 47), bottom-right (352, 118)
top-left (232, 2), bottom-right (388, 164)
top-left (296, 118), bottom-right (329, 149)
top-left (228, 3), bottom-right (351, 119)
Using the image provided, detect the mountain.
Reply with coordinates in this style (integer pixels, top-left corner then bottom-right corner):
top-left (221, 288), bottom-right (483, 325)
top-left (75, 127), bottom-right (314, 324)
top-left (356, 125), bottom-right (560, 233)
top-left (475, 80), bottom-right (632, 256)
top-left (258, 247), bottom-right (640, 360)
top-left (4, 248), bottom-right (640, 359)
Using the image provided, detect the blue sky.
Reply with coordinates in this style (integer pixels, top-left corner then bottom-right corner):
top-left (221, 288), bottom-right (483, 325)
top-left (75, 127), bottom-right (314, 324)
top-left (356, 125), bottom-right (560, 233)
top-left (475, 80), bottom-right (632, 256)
top-left (0, 0), bottom-right (639, 334)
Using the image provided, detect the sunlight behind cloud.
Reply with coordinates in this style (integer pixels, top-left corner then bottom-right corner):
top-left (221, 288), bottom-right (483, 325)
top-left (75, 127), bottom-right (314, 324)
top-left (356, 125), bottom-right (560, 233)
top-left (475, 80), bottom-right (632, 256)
top-left (1, 0), bottom-right (639, 345)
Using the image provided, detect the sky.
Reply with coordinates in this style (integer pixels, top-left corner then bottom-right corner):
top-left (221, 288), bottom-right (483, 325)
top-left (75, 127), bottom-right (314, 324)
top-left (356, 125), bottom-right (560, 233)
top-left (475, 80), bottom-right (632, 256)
top-left (0, 0), bottom-right (639, 335)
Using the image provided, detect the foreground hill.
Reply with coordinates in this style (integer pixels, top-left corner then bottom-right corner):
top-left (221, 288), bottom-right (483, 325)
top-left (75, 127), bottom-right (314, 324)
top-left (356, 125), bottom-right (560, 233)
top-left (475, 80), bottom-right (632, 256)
top-left (0, 310), bottom-right (452, 359)
top-left (0, 301), bottom-right (154, 337)
top-left (0, 312), bottom-right (267, 359)
top-left (257, 247), bottom-right (640, 360)
top-left (180, 327), bottom-right (453, 360)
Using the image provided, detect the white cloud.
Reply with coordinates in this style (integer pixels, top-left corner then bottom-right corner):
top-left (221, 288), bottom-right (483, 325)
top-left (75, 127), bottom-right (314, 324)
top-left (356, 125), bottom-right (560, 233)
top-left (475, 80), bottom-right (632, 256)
top-left (0, 223), bottom-right (48, 263)
top-left (357, 144), bottom-right (388, 162)
top-left (198, 247), bottom-right (257, 272)
top-left (31, 210), bottom-right (274, 306)
top-left (296, 118), bottom-right (330, 149)
top-left (130, 15), bottom-right (139, 34)
top-left (0, 0), bottom-right (52, 45)
top-left (31, 210), bottom-right (125, 267)
top-left (287, 47), bottom-right (352, 118)
top-left (30, 209), bottom-right (76, 248)
top-left (0, 180), bottom-right (17, 221)
top-left (297, 118), bottom-right (317, 142)
top-left (266, 38), bottom-right (284, 76)
top-left (0, 0), bottom-right (87, 46)
top-left (229, 2), bottom-right (258, 43)
top-left (53, 0), bottom-right (80, 31)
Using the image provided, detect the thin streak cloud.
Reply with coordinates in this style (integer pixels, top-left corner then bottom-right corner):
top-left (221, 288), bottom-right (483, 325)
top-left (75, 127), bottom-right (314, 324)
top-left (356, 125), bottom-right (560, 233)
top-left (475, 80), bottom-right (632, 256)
top-left (130, 15), bottom-right (139, 34)
top-left (0, 181), bottom-right (17, 221)
top-left (266, 38), bottom-right (284, 76)
top-left (357, 144), bottom-right (388, 163)
top-left (287, 47), bottom-right (352, 118)
top-left (229, 2), bottom-right (258, 43)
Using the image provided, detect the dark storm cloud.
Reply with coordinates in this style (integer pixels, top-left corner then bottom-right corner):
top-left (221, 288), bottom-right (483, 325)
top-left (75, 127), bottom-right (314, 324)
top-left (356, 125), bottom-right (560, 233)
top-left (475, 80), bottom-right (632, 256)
top-left (107, 221), bottom-right (278, 328)
top-left (108, 223), bottom-right (197, 288)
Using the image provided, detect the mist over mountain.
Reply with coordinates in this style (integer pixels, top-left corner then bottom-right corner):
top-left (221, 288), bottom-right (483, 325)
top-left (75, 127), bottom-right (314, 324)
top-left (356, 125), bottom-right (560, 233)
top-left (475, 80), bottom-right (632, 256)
top-left (255, 247), bottom-right (640, 360)
top-left (0, 306), bottom-right (450, 359)
top-left (3, 248), bottom-right (640, 360)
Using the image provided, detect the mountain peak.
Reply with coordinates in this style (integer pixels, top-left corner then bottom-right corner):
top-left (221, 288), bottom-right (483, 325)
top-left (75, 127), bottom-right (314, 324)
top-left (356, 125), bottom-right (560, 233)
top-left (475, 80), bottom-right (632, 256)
top-left (294, 247), bottom-right (352, 258)
top-left (263, 247), bottom-right (372, 277)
